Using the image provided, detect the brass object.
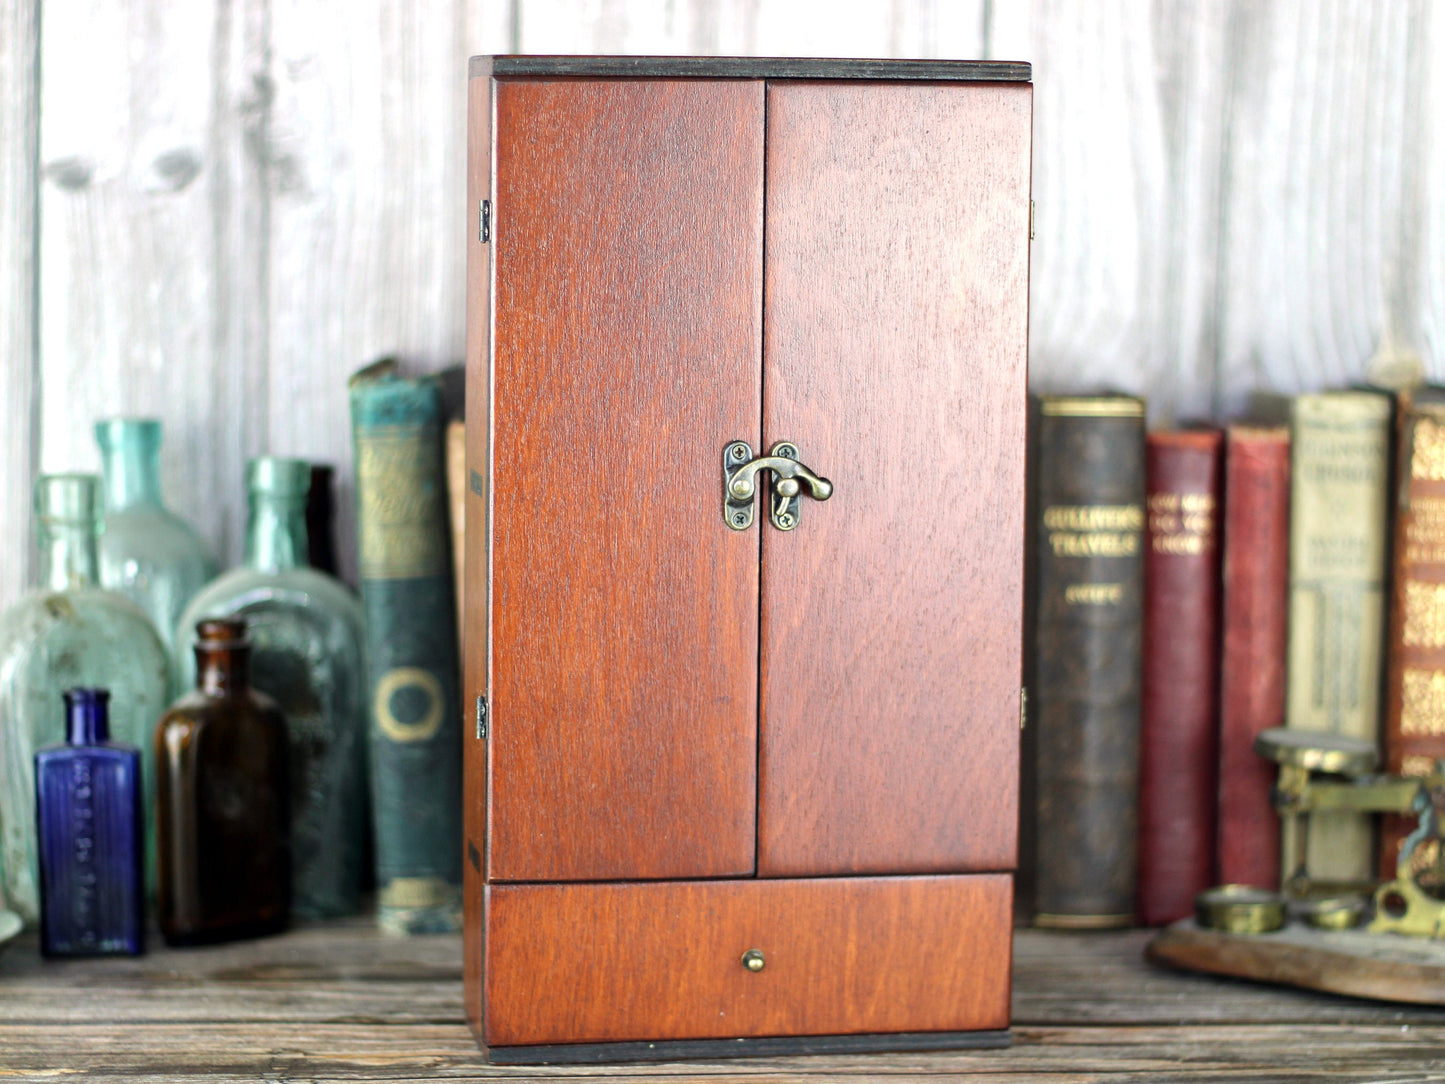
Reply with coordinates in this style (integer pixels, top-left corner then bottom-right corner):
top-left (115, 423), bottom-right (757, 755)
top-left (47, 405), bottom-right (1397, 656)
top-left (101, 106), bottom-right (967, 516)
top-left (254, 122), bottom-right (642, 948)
top-left (1294, 896), bottom-right (1367, 931)
top-left (1253, 728), bottom-right (1379, 776)
top-left (741, 949), bottom-right (765, 972)
top-left (723, 441), bottom-right (833, 532)
top-left (1371, 782), bottom-right (1445, 939)
top-left (1195, 885), bottom-right (1286, 934)
top-left (1255, 726), bottom-right (1445, 939)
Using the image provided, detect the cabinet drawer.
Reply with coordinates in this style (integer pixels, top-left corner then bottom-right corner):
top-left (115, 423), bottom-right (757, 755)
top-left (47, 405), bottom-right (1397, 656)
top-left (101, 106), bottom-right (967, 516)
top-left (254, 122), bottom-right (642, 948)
top-left (483, 874), bottom-right (1012, 1047)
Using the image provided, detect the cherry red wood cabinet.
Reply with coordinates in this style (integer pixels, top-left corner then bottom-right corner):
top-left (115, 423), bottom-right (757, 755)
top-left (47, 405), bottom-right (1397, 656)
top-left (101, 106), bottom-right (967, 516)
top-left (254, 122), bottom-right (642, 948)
top-left (463, 55), bottom-right (1033, 1062)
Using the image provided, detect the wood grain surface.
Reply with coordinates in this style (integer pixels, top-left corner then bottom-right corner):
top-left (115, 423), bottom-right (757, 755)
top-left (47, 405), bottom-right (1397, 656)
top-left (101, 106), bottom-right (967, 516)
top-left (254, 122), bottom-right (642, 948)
top-left (486, 76), bottom-right (764, 882)
top-left (1148, 920), bottom-right (1445, 1006)
top-left (756, 81), bottom-right (1030, 878)
top-left (5, 921), bottom-right (1445, 1079)
top-left (462, 60), bottom-right (493, 1040)
top-left (483, 875), bottom-right (1012, 1047)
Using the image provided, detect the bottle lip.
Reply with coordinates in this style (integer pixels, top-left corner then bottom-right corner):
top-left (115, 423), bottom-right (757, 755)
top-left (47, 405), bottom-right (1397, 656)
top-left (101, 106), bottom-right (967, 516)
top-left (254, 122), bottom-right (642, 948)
top-left (62, 686), bottom-right (111, 706)
top-left (194, 617), bottom-right (250, 649)
top-left (247, 457), bottom-right (312, 498)
top-left (35, 474), bottom-right (101, 524)
top-left (93, 417), bottom-right (162, 448)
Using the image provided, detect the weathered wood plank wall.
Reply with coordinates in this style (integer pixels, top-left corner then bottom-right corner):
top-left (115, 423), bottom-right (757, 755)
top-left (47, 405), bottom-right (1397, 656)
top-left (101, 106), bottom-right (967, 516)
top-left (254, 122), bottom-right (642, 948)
top-left (0, 0), bottom-right (1440, 617)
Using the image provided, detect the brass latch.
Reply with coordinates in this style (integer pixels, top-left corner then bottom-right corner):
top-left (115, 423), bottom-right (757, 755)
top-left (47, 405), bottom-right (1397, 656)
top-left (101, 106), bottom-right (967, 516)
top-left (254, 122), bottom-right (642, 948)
top-left (723, 441), bottom-right (833, 532)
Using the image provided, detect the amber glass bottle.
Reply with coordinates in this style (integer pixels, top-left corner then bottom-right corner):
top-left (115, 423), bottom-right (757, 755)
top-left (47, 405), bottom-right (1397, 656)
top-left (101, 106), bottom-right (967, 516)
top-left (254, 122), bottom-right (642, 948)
top-left (155, 619), bottom-right (290, 945)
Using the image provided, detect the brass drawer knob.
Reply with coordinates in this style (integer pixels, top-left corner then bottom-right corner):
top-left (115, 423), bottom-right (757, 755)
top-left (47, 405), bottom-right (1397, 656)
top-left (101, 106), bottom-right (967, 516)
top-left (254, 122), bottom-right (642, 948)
top-left (741, 949), bottom-right (765, 972)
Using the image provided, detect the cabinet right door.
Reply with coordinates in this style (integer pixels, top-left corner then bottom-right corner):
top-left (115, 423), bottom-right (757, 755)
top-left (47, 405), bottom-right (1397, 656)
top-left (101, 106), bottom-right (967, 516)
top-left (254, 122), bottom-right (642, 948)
top-left (757, 80), bottom-right (1033, 877)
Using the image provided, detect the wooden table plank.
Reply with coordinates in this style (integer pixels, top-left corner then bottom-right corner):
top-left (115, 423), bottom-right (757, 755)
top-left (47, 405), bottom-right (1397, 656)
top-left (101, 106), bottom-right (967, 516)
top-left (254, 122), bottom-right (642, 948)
top-left (4, 921), bottom-right (1445, 1079)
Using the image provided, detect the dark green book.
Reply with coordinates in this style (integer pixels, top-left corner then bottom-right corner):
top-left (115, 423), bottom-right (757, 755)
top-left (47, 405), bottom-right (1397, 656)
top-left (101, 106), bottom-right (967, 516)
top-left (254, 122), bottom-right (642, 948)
top-left (349, 359), bottom-right (463, 933)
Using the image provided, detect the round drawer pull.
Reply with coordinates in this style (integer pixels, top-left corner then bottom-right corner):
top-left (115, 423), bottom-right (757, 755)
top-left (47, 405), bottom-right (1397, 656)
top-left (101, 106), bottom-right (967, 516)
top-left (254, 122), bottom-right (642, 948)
top-left (741, 949), bottom-right (765, 972)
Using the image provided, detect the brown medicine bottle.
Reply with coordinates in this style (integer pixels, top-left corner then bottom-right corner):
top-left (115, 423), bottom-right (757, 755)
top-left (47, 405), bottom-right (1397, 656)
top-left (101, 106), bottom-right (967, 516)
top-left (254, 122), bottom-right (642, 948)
top-left (155, 618), bottom-right (290, 945)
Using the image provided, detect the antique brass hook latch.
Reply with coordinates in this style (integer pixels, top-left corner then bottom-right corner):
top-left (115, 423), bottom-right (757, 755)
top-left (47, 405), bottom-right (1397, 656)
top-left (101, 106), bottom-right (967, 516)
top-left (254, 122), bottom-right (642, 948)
top-left (722, 440), bottom-right (833, 532)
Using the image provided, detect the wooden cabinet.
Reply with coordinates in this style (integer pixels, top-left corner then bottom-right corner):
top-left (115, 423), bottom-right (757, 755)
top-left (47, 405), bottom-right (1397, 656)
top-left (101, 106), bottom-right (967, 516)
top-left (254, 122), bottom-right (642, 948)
top-left (464, 56), bottom-right (1033, 1061)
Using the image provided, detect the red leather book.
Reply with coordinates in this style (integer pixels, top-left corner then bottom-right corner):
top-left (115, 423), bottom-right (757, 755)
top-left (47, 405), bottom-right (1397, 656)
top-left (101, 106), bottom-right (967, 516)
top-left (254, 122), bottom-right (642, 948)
top-left (1382, 389), bottom-right (1445, 878)
top-left (1216, 426), bottom-right (1290, 890)
top-left (1137, 429), bottom-right (1224, 925)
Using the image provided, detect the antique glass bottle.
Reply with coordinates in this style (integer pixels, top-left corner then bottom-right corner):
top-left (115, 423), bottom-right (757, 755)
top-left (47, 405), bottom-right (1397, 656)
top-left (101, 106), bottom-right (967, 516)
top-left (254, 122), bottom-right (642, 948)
top-left (95, 418), bottom-right (218, 657)
top-left (0, 475), bottom-right (170, 926)
top-left (34, 688), bottom-right (144, 956)
top-left (176, 458), bottom-right (367, 918)
top-left (305, 464), bottom-right (340, 578)
top-left (157, 619), bottom-right (289, 945)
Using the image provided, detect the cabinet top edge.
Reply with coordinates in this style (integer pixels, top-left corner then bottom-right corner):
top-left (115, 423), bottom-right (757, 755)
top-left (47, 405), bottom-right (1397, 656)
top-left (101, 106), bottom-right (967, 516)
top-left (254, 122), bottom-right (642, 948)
top-left (469, 55), bottom-right (1031, 83)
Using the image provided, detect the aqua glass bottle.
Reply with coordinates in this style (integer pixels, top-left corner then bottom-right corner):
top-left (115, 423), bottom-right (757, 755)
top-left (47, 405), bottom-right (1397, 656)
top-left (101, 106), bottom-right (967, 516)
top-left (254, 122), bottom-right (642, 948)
top-left (177, 458), bottom-right (367, 919)
top-left (0, 475), bottom-right (171, 926)
top-left (95, 419), bottom-right (218, 658)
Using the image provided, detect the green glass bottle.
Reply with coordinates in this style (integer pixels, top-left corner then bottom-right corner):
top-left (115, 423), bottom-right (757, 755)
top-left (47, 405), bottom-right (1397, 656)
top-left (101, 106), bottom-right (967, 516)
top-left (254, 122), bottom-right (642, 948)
top-left (0, 475), bottom-right (171, 926)
top-left (176, 458), bottom-right (367, 918)
top-left (95, 419), bottom-right (218, 657)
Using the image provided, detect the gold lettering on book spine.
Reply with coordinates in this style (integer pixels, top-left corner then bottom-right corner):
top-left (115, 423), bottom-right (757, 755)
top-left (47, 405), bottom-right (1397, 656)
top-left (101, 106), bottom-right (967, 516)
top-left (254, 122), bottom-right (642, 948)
top-left (357, 426), bottom-right (445, 579)
top-left (1401, 668), bottom-right (1445, 736)
top-left (1044, 504), bottom-right (1143, 561)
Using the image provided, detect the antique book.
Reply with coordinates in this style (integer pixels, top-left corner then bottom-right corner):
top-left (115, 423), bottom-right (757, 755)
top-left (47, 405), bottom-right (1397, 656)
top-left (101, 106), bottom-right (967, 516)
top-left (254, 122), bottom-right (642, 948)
top-left (446, 419), bottom-right (466, 644)
top-left (1286, 390), bottom-right (1392, 886)
top-left (1216, 426), bottom-right (1290, 890)
top-left (1137, 429), bottom-right (1223, 925)
top-left (350, 360), bottom-right (463, 934)
top-left (1382, 388), bottom-right (1445, 877)
top-left (1032, 394), bottom-right (1146, 928)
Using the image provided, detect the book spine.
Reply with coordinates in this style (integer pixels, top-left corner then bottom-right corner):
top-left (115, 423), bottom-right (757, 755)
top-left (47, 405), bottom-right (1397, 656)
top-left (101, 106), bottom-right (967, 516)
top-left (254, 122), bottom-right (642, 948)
top-left (1286, 391), bottom-right (1392, 886)
top-left (350, 362), bottom-right (463, 934)
top-left (1382, 393), bottom-right (1445, 877)
top-left (1216, 426), bottom-right (1290, 891)
top-left (445, 419), bottom-right (467, 646)
top-left (1032, 396), bottom-right (1145, 928)
top-left (1137, 429), bottom-right (1223, 925)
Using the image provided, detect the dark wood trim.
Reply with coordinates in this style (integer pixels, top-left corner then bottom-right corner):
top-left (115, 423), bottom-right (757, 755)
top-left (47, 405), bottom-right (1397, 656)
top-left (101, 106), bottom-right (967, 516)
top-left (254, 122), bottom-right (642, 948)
top-left (470, 55), bottom-right (1030, 83)
top-left (485, 1029), bottom-right (1012, 1065)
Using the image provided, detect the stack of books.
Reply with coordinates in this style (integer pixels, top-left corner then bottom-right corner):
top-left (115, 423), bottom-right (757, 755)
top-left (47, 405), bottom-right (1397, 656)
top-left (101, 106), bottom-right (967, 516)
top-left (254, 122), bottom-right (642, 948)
top-left (1025, 388), bottom-right (1443, 928)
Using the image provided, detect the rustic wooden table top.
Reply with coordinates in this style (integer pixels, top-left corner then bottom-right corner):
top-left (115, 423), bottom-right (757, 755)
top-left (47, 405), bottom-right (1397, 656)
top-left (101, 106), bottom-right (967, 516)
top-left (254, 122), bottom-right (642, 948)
top-left (3, 919), bottom-right (1443, 1080)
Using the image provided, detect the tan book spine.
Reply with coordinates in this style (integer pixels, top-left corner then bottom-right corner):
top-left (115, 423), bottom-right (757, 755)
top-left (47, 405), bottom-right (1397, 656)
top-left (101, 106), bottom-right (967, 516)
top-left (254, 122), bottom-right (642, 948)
top-left (446, 419), bottom-right (467, 645)
top-left (1382, 390), bottom-right (1445, 877)
top-left (1285, 391), bottom-right (1392, 885)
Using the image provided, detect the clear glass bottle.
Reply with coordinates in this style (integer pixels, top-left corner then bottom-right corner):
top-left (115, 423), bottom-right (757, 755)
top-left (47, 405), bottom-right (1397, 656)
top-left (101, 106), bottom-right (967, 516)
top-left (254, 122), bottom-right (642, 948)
top-left (34, 688), bottom-right (145, 956)
top-left (157, 619), bottom-right (289, 945)
top-left (0, 475), bottom-right (171, 926)
top-left (95, 418), bottom-right (218, 657)
top-left (177, 458), bottom-right (367, 918)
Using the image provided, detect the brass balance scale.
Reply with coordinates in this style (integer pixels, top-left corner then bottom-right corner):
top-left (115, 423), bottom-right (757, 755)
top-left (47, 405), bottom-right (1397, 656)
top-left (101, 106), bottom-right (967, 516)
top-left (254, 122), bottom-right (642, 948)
top-left (1147, 728), bottom-right (1445, 1002)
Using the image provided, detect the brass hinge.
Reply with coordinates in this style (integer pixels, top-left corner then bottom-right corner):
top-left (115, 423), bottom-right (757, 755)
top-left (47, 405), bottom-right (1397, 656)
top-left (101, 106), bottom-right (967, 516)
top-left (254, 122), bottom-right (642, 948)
top-left (475, 694), bottom-right (488, 740)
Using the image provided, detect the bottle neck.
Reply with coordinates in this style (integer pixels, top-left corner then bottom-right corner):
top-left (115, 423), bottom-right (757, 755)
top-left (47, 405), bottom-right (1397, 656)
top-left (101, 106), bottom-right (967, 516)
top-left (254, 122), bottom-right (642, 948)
top-left (64, 690), bottom-right (111, 744)
top-left (99, 436), bottom-right (163, 510)
top-left (196, 644), bottom-right (252, 697)
top-left (245, 495), bottom-right (309, 572)
top-left (41, 521), bottom-right (100, 591)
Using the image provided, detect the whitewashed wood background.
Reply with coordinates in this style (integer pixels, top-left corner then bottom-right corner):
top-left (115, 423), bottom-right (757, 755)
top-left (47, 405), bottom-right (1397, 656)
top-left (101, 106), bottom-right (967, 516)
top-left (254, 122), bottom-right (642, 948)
top-left (1, 0), bottom-right (1441, 615)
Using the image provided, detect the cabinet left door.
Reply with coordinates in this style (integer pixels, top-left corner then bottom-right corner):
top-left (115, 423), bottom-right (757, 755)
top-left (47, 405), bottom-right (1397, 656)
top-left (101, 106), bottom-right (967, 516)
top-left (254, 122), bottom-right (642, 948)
top-left (484, 77), bottom-right (766, 882)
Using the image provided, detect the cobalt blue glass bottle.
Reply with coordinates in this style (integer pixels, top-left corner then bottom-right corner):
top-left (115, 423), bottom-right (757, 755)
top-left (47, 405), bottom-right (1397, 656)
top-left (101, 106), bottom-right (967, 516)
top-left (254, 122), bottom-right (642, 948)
top-left (33, 688), bottom-right (144, 956)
